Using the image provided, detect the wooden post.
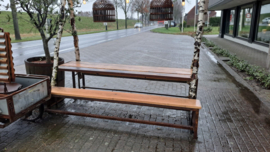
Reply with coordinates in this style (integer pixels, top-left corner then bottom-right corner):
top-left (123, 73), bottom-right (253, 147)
top-left (51, 0), bottom-right (67, 86)
top-left (192, 110), bottom-right (199, 139)
top-left (189, 0), bottom-right (209, 99)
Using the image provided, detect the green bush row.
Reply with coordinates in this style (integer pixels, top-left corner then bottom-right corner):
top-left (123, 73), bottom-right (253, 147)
top-left (202, 37), bottom-right (270, 89)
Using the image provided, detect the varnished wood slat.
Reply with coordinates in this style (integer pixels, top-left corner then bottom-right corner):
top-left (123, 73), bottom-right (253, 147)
top-left (0, 67), bottom-right (8, 70)
top-left (0, 58), bottom-right (8, 63)
top-left (0, 78), bottom-right (9, 82)
top-left (52, 87), bottom-right (202, 109)
top-left (0, 52), bottom-right (6, 56)
top-left (0, 39), bottom-right (5, 45)
top-left (0, 33), bottom-right (4, 38)
top-left (0, 69), bottom-right (8, 75)
top-left (5, 32), bottom-right (15, 82)
top-left (0, 44), bottom-right (6, 51)
top-left (60, 61), bottom-right (192, 75)
top-left (59, 66), bottom-right (192, 82)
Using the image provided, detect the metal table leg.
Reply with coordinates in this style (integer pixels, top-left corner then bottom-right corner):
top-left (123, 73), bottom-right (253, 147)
top-left (72, 72), bottom-right (76, 88)
top-left (82, 73), bottom-right (86, 89)
top-left (78, 72), bottom-right (81, 89)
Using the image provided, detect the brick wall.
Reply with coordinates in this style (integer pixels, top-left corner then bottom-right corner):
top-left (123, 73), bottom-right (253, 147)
top-left (185, 6), bottom-right (216, 26)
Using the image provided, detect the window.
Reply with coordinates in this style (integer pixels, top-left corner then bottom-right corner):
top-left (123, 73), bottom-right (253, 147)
top-left (256, 1), bottom-right (270, 44)
top-left (226, 9), bottom-right (235, 35)
top-left (237, 4), bottom-right (253, 38)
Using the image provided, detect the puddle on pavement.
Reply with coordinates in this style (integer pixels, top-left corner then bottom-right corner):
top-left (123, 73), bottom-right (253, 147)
top-left (205, 51), bottom-right (218, 63)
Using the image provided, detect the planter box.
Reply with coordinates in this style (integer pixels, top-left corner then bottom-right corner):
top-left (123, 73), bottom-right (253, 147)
top-left (0, 74), bottom-right (50, 128)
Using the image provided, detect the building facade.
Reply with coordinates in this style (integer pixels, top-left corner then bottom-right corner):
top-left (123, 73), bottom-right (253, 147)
top-left (209, 0), bottom-right (270, 52)
top-left (186, 5), bottom-right (216, 27)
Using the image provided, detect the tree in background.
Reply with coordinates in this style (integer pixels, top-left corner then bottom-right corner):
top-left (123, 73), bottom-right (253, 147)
top-left (112, 0), bottom-right (120, 30)
top-left (132, 0), bottom-right (143, 22)
top-left (0, 0), bottom-right (21, 40)
top-left (10, 0), bottom-right (21, 40)
top-left (173, 0), bottom-right (184, 24)
top-left (132, 0), bottom-right (149, 25)
top-left (141, 0), bottom-right (150, 26)
top-left (119, 0), bottom-right (133, 29)
top-left (14, 0), bottom-right (82, 64)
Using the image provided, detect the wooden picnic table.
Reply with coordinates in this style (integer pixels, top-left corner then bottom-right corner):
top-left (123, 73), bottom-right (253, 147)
top-left (58, 61), bottom-right (193, 97)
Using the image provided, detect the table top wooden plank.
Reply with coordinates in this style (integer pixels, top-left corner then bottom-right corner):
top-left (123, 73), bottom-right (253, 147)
top-left (52, 87), bottom-right (201, 109)
top-left (60, 61), bottom-right (192, 75)
top-left (59, 66), bottom-right (192, 82)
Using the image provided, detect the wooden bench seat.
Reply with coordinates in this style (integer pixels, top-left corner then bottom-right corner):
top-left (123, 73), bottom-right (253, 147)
top-left (48, 87), bottom-right (201, 139)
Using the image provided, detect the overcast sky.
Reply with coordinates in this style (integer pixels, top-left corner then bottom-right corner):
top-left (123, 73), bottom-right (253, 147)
top-left (1, 0), bottom-right (220, 19)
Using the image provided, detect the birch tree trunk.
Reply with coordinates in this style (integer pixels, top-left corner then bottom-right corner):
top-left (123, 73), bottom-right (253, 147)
top-left (189, 0), bottom-right (208, 99)
top-left (51, 0), bottom-right (66, 86)
top-left (68, 0), bottom-right (81, 61)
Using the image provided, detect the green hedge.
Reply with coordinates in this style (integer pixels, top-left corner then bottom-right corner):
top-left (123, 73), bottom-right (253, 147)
top-left (210, 17), bottom-right (221, 26)
top-left (202, 37), bottom-right (270, 89)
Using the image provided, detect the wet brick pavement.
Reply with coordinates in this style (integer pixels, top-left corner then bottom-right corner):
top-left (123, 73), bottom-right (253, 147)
top-left (1, 32), bottom-right (270, 152)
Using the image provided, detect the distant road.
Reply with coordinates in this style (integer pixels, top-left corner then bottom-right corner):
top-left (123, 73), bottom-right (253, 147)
top-left (12, 26), bottom-right (157, 66)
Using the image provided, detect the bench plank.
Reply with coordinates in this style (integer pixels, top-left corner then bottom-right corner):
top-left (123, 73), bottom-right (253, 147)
top-left (52, 87), bottom-right (201, 110)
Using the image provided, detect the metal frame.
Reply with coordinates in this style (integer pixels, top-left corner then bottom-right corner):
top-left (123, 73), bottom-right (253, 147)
top-left (70, 71), bottom-right (191, 98)
top-left (46, 108), bottom-right (199, 138)
top-left (48, 93), bottom-right (200, 138)
top-left (0, 74), bottom-right (51, 128)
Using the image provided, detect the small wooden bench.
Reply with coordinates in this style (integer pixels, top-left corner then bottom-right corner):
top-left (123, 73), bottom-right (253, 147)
top-left (48, 87), bottom-right (201, 139)
top-left (58, 61), bottom-right (194, 97)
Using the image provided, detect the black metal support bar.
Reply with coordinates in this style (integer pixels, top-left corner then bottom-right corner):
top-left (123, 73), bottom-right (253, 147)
top-left (82, 73), bottom-right (86, 89)
top-left (72, 72), bottom-right (76, 88)
top-left (45, 109), bottom-right (194, 131)
top-left (77, 72), bottom-right (81, 89)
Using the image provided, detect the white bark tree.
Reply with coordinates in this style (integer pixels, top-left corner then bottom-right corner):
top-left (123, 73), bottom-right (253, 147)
top-left (189, 0), bottom-right (209, 99)
top-left (15, 0), bottom-right (64, 64)
top-left (51, 0), bottom-right (67, 86)
top-left (68, 0), bottom-right (80, 61)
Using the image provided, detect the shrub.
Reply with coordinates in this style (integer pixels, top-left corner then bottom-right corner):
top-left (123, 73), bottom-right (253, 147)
top-left (228, 55), bottom-right (239, 67)
top-left (204, 26), bottom-right (213, 33)
top-left (235, 60), bottom-right (249, 72)
top-left (204, 40), bottom-right (215, 47)
top-left (246, 65), bottom-right (260, 76)
top-left (201, 37), bottom-right (208, 43)
top-left (262, 75), bottom-right (270, 88)
top-left (202, 36), bottom-right (270, 89)
top-left (210, 17), bottom-right (221, 26)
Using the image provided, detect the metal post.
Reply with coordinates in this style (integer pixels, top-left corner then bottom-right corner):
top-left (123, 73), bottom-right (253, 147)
top-left (207, 11), bottom-right (210, 27)
top-left (182, 3), bottom-right (185, 33)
